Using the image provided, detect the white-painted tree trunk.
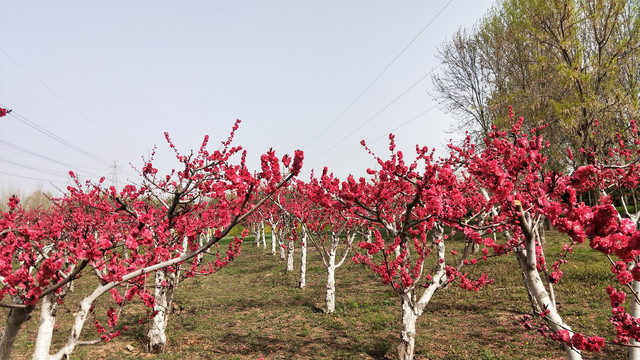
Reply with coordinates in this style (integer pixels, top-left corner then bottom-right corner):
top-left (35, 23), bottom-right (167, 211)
top-left (397, 294), bottom-right (417, 360)
top-left (299, 229), bottom-right (307, 289)
top-left (269, 223), bottom-right (277, 255)
top-left (260, 221), bottom-right (266, 248)
top-left (395, 223), bottom-right (447, 360)
top-left (279, 230), bottom-right (286, 261)
top-left (48, 287), bottom-right (103, 359)
top-left (147, 270), bottom-right (170, 353)
top-left (0, 296), bottom-right (32, 360)
top-left (325, 250), bottom-right (337, 313)
top-left (323, 231), bottom-right (355, 313)
top-left (286, 238), bottom-right (295, 271)
top-left (518, 212), bottom-right (581, 360)
top-left (629, 277), bottom-right (640, 360)
top-left (147, 235), bottom-right (187, 353)
top-left (32, 294), bottom-right (57, 360)
top-left (481, 188), bottom-right (541, 314)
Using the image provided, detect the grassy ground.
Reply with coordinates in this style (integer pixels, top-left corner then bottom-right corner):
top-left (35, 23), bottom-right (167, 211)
top-left (5, 231), bottom-right (629, 359)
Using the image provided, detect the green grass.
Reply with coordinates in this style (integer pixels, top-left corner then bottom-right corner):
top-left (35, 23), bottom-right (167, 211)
top-left (6, 232), bottom-right (627, 359)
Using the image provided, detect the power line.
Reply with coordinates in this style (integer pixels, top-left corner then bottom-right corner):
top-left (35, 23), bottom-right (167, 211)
top-left (0, 139), bottom-right (103, 177)
top-left (301, 0), bottom-right (454, 150)
top-left (0, 157), bottom-right (70, 178)
top-left (0, 107), bottom-right (111, 167)
top-left (0, 170), bottom-right (68, 184)
top-left (0, 48), bottom-right (139, 156)
top-left (327, 103), bottom-right (438, 167)
top-left (308, 64), bottom-right (441, 165)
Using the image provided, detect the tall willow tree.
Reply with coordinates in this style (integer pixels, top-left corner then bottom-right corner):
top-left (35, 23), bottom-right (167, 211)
top-left (433, 0), bottom-right (640, 169)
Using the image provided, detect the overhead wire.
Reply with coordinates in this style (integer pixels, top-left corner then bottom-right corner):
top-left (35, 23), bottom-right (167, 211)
top-left (0, 48), bottom-right (139, 156)
top-left (326, 103), bottom-right (439, 167)
top-left (0, 139), bottom-right (103, 177)
top-left (300, 0), bottom-right (454, 150)
top-left (0, 157), bottom-right (73, 178)
top-left (308, 64), bottom-right (441, 165)
top-left (0, 170), bottom-right (68, 184)
top-left (0, 107), bottom-right (111, 167)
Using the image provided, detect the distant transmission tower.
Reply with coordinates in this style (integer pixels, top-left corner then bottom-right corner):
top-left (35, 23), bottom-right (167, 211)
top-left (108, 160), bottom-right (122, 189)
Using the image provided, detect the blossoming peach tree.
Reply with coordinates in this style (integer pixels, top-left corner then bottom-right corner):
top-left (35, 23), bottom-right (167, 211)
top-left (459, 114), bottom-right (590, 360)
top-left (336, 135), bottom-right (494, 360)
top-left (0, 119), bottom-right (303, 359)
top-left (535, 119), bottom-right (640, 359)
top-left (458, 111), bottom-right (640, 359)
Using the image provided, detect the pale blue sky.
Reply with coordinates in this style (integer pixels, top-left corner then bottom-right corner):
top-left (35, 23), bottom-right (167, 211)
top-left (0, 0), bottom-right (495, 195)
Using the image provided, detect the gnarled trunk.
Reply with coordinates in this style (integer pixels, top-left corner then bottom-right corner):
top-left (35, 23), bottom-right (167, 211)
top-left (0, 297), bottom-right (32, 360)
top-left (397, 294), bottom-right (417, 360)
top-left (147, 269), bottom-right (177, 353)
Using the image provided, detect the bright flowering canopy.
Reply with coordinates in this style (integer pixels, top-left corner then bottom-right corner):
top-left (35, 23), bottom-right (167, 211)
top-left (0, 120), bottom-right (303, 356)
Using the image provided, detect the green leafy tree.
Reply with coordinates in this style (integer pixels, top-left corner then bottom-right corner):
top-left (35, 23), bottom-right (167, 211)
top-left (434, 0), bottom-right (640, 169)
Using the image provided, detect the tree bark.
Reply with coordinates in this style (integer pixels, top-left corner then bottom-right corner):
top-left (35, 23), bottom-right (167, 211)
top-left (325, 255), bottom-right (336, 313)
top-left (299, 229), bottom-right (307, 289)
top-left (32, 294), bottom-right (58, 360)
top-left (517, 211), bottom-right (581, 360)
top-left (514, 247), bottom-right (542, 314)
top-left (0, 297), bottom-right (32, 360)
top-left (147, 270), bottom-right (171, 353)
top-left (269, 223), bottom-right (277, 255)
top-left (278, 229), bottom-right (286, 261)
top-left (397, 294), bottom-right (417, 360)
top-left (286, 239), bottom-right (295, 272)
top-left (49, 288), bottom-right (99, 359)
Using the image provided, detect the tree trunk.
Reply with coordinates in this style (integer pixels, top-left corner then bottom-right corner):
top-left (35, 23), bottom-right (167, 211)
top-left (514, 247), bottom-right (542, 314)
top-left (270, 223), bottom-right (277, 255)
top-left (49, 289), bottom-right (98, 359)
top-left (0, 297), bottom-right (32, 360)
top-left (397, 294), bottom-right (417, 360)
top-left (254, 224), bottom-right (261, 247)
top-left (325, 250), bottom-right (337, 313)
top-left (260, 222), bottom-right (266, 248)
top-left (629, 278), bottom-right (640, 360)
top-left (32, 294), bottom-right (58, 360)
top-left (147, 270), bottom-right (173, 353)
top-left (516, 216), bottom-right (582, 360)
top-left (278, 231), bottom-right (286, 261)
top-left (299, 230), bottom-right (307, 289)
top-left (286, 238), bottom-right (295, 271)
